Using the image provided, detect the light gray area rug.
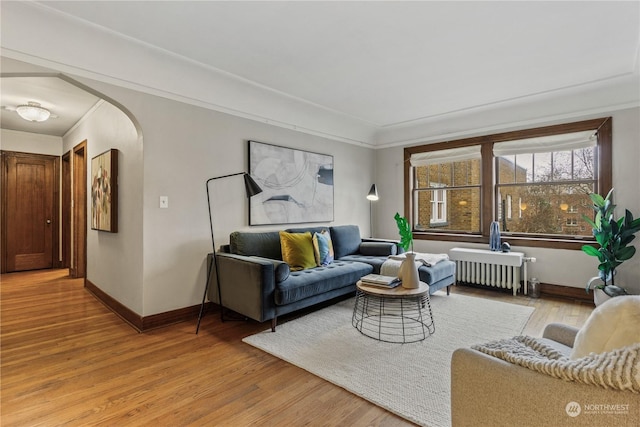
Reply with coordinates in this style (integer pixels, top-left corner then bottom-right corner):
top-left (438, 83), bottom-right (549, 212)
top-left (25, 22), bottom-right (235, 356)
top-left (243, 293), bottom-right (535, 427)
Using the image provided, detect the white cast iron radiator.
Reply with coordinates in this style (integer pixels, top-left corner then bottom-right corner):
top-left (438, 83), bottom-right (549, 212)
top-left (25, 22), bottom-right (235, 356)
top-left (449, 247), bottom-right (535, 296)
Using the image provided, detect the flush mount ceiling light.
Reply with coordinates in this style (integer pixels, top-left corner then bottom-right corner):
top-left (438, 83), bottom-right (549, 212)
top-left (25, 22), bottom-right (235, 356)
top-left (16, 101), bottom-right (51, 122)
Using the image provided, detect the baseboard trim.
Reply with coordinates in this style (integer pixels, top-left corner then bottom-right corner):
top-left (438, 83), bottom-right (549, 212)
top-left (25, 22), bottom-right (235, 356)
top-left (84, 279), bottom-right (215, 332)
top-left (85, 279), bottom-right (143, 331)
top-left (540, 282), bottom-right (593, 303)
top-left (142, 304), bottom-right (206, 331)
top-left (455, 280), bottom-right (593, 304)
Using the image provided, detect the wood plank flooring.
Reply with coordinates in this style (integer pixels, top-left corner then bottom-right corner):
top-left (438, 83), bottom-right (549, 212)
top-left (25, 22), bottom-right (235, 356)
top-left (1, 269), bottom-right (593, 426)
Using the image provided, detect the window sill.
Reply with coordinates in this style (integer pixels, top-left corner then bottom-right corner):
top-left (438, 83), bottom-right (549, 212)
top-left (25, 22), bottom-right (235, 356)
top-left (413, 231), bottom-right (595, 250)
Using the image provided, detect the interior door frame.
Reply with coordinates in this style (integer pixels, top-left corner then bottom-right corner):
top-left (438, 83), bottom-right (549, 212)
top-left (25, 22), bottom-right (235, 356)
top-left (1, 150), bottom-right (60, 273)
top-left (62, 150), bottom-right (71, 269)
top-left (72, 141), bottom-right (87, 279)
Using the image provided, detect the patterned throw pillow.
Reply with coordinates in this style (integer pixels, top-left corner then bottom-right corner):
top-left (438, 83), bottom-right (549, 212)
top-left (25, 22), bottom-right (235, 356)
top-left (279, 231), bottom-right (317, 271)
top-left (312, 229), bottom-right (335, 266)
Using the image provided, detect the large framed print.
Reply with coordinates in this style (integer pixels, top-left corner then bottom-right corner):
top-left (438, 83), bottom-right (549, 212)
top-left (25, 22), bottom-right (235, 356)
top-left (249, 140), bottom-right (334, 225)
top-left (91, 149), bottom-right (118, 232)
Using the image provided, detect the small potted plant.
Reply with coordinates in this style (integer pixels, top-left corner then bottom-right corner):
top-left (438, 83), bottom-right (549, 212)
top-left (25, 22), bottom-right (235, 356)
top-left (394, 213), bottom-right (420, 288)
top-left (581, 188), bottom-right (640, 304)
top-left (394, 212), bottom-right (413, 253)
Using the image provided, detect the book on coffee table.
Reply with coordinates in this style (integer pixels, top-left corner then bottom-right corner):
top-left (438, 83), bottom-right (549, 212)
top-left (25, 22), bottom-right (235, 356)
top-left (360, 274), bottom-right (401, 288)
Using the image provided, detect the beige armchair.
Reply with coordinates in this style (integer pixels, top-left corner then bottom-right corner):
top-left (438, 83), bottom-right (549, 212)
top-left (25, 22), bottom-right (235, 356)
top-left (451, 323), bottom-right (640, 427)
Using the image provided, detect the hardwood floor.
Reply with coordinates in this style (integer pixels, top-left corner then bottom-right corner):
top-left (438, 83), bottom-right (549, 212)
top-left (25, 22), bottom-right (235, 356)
top-left (1, 269), bottom-right (593, 426)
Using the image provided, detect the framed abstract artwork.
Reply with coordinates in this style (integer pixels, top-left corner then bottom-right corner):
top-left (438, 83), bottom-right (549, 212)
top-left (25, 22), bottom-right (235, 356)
top-left (91, 149), bottom-right (118, 232)
top-left (249, 140), bottom-right (334, 225)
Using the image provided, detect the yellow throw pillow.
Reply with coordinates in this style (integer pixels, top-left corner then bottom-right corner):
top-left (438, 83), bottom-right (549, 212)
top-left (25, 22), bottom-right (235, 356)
top-left (279, 231), bottom-right (317, 271)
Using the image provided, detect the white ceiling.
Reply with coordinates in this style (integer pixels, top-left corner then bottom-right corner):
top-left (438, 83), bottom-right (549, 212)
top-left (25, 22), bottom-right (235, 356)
top-left (1, 1), bottom-right (639, 143)
top-left (1, 76), bottom-right (100, 137)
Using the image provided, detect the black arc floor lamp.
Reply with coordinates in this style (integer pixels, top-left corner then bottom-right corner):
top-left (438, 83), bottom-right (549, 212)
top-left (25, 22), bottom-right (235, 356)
top-left (196, 172), bottom-right (262, 334)
top-left (366, 184), bottom-right (379, 238)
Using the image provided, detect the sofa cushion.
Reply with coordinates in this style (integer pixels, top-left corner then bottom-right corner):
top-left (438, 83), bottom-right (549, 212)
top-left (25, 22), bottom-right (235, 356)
top-left (229, 231), bottom-right (282, 259)
top-left (275, 260), bottom-right (373, 305)
top-left (330, 225), bottom-right (362, 259)
top-left (338, 254), bottom-right (387, 274)
top-left (280, 231), bottom-right (317, 271)
top-left (312, 230), bottom-right (334, 266)
top-left (570, 295), bottom-right (640, 359)
top-left (418, 260), bottom-right (456, 284)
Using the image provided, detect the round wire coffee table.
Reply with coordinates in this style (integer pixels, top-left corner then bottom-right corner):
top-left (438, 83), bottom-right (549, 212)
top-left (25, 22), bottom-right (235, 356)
top-left (352, 281), bottom-right (435, 343)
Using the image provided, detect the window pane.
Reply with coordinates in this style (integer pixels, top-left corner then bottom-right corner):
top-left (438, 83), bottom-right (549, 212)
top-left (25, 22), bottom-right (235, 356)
top-left (416, 159), bottom-right (480, 188)
top-left (498, 155), bottom-right (536, 184)
top-left (534, 152), bottom-right (551, 182)
top-left (414, 187), bottom-right (481, 232)
top-left (574, 147), bottom-right (595, 179)
top-left (497, 183), bottom-right (594, 236)
top-left (497, 156), bottom-right (515, 184)
top-left (552, 151), bottom-right (572, 180)
top-left (515, 154), bottom-right (533, 183)
top-left (453, 159), bottom-right (481, 186)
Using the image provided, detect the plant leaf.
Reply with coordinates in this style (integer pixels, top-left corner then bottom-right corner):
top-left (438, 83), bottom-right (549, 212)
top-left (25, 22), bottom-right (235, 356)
top-left (581, 245), bottom-right (600, 257)
top-left (589, 192), bottom-right (605, 207)
top-left (394, 212), bottom-right (413, 251)
top-left (616, 246), bottom-right (636, 261)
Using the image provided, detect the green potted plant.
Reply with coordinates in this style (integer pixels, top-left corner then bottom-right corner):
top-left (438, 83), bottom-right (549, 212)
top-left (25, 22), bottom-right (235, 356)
top-left (394, 213), bottom-right (420, 288)
top-left (581, 188), bottom-right (640, 300)
top-left (394, 212), bottom-right (413, 253)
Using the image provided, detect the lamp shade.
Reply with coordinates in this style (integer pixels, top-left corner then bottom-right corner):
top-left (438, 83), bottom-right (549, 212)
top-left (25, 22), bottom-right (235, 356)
top-left (366, 184), bottom-right (379, 201)
top-left (243, 173), bottom-right (263, 197)
top-left (16, 102), bottom-right (51, 122)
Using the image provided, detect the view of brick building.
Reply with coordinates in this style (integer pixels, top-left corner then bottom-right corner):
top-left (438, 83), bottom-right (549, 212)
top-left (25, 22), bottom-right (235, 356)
top-left (413, 148), bottom-right (595, 237)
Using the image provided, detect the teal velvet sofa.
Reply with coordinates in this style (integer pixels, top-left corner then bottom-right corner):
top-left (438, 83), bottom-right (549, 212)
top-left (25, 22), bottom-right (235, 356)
top-left (213, 225), bottom-right (455, 331)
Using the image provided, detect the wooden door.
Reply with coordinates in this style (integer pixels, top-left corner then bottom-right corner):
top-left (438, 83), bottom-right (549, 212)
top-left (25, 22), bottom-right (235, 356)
top-left (2, 151), bottom-right (59, 272)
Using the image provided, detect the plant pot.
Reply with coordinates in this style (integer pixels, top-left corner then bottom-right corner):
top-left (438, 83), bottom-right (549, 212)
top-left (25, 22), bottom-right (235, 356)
top-left (593, 288), bottom-right (611, 306)
top-left (587, 276), bottom-right (614, 306)
top-left (400, 252), bottom-right (420, 289)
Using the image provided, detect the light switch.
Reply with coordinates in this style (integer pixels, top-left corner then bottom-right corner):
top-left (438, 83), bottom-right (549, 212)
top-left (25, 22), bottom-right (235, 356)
top-left (160, 196), bottom-right (169, 208)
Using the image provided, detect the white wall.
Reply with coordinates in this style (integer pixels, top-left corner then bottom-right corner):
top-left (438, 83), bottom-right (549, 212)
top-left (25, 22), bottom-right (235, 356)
top-left (1, 0), bottom-right (377, 147)
top-left (63, 100), bottom-right (144, 314)
top-left (374, 107), bottom-right (640, 294)
top-left (1, 129), bottom-right (63, 155)
top-left (66, 77), bottom-right (375, 316)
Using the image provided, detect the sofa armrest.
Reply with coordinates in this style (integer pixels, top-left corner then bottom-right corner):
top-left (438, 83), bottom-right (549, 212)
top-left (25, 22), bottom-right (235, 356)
top-left (214, 253), bottom-right (278, 323)
top-left (542, 322), bottom-right (579, 348)
top-left (249, 256), bottom-right (290, 282)
top-left (451, 347), bottom-right (639, 427)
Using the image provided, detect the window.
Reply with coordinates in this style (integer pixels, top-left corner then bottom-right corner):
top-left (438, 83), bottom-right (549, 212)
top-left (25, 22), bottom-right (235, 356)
top-left (494, 130), bottom-right (597, 238)
top-left (404, 117), bottom-right (612, 249)
top-left (429, 183), bottom-right (447, 225)
top-left (566, 218), bottom-right (578, 226)
top-left (411, 146), bottom-right (481, 233)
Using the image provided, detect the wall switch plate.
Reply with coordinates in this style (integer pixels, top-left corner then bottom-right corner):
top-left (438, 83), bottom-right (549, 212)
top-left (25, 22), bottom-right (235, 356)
top-left (159, 196), bottom-right (169, 208)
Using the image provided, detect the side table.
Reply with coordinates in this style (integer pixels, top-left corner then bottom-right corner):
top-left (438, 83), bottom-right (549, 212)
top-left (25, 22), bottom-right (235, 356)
top-left (352, 281), bottom-right (435, 343)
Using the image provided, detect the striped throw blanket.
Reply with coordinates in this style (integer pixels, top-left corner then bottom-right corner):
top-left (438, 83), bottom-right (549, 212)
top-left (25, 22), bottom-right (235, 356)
top-left (473, 336), bottom-right (640, 393)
